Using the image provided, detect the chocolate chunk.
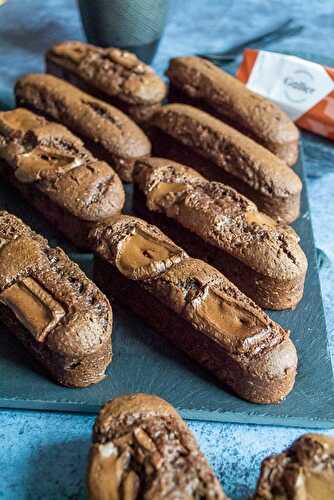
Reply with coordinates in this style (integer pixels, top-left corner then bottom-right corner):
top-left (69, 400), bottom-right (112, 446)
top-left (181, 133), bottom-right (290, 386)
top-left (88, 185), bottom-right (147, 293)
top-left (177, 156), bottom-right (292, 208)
top-left (0, 277), bottom-right (65, 342)
top-left (116, 227), bottom-right (185, 281)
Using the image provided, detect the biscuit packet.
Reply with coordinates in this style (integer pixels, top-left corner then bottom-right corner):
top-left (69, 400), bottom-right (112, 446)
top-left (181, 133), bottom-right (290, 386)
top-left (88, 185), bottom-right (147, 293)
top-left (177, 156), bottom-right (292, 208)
top-left (236, 48), bottom-right (334, 140)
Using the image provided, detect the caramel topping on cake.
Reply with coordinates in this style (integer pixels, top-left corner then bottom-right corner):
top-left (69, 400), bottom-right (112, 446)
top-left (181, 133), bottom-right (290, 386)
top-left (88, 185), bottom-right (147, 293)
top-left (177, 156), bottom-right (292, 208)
top-left (117, 229), bottom-right (182, 280)
top-left (189, 285), bottom-right (270, 353)
top-left (15, 145), bottom-right (84, 183)
top-left (149, 182), bottom-right (188, 208)
top-left (197, 289), bottom-right (258, 338)
top-left (0, 277), bottom-right (65, 342)
top-left (89, 442), bottom-right (140, 500)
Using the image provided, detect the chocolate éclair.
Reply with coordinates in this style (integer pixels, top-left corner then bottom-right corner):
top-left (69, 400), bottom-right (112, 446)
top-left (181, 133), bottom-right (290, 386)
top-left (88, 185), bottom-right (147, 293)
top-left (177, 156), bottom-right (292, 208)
top-left (167, 56), bottom-right (299, 166)
top-left (88, 393), bottom-right (229, 500)
top-left (253, 434), bottom-right (334, 499)
top-left (89, 214), bottom-right (298, 404)
top-left (0, 108), bottom-right (125, 250)
top-left (15, 74), bottom-right (151, 182)
top-left (0, 211), bottom-right (112, 387)
top-left (133, 158), bottom-right (307, 310)
top-left (150, 104), bottom-right (302, 223)
top-left (46, 41), bottom-right (167, 123)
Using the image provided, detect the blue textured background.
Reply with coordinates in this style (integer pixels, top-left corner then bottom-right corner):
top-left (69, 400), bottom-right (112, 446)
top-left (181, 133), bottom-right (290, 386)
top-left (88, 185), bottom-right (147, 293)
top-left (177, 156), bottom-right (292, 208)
top-left (0, 1), bottom-right (334, 498)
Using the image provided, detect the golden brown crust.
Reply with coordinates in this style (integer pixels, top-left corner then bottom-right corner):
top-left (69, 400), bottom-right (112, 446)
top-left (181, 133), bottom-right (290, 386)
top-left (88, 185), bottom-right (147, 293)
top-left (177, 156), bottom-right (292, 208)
top-left (167, 56), bottom-right (299, 165)
top-left (133, 157), bottom-right (307, 310)
top-left (15, 74), bottom-right (152, 181)
top-left (0, 211), bottom-right (113, 387)
top-left (151, 104), bottom-right (302, 223)
top-left (88, 393), bottom-right (228, 499)
top-left (90, 214), bottom-right (298, 403)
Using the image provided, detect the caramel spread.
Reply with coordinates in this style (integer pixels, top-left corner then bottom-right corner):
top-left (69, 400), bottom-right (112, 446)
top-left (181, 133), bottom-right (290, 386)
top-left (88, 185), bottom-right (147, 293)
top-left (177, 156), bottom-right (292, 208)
top-left (196, 288), bottom-right (261, 339)
top-left (116, 228), bottom-right (183, 280)
top-left (301, 470), bottom-right (334, 500)
top-left (149, 182), bottom-right (188, 208)
top-left (298, 434), bottom-right (334, 500)
top-left (0, 277), bottom-right (65, 342)
top-left (15, 145), bottom-right (83, 183)
top-left (244, 210), bottom-right (277, 227)
top-left (188, 286), bottom-right (270, 353)
top-left (89, 443), bottom-right (140, 500)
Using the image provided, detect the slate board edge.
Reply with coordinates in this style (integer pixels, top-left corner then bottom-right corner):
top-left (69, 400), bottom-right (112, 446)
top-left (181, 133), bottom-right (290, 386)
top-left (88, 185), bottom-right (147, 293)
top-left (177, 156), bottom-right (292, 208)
top-left (0, 399), bottom-right (333, 429)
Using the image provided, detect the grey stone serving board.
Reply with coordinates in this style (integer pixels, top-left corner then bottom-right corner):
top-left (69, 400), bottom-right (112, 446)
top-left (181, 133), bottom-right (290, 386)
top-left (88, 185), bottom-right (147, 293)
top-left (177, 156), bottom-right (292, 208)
top-left (0, 116), bottom-right (333, 428)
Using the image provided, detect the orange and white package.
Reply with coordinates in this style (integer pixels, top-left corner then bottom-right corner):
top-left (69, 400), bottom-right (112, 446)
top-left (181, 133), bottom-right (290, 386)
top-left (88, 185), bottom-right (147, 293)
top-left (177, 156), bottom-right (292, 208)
top-left (237, 48), bottom-right (334, 140)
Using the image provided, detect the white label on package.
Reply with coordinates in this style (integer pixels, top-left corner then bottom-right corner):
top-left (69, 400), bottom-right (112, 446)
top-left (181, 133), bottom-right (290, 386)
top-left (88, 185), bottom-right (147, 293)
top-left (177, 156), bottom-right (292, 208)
top-left (246, 51), bottom-right (334, 120)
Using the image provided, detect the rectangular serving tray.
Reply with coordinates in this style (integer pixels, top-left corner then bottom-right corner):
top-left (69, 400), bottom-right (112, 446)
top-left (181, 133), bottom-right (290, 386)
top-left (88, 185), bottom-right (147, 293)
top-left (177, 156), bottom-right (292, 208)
top-left (0, 106), bottom-right (333, 427)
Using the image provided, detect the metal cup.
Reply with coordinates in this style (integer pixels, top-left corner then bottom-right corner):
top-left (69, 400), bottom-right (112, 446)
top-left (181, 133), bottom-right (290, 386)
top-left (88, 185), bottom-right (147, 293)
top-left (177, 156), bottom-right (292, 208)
top-left (77, 0), bottom-right (169, 63)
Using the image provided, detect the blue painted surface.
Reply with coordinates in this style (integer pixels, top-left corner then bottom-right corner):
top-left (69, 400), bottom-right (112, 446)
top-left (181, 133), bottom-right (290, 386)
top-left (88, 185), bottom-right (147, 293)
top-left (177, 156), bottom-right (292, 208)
top-left (0, 0), bottom-right (334, 498)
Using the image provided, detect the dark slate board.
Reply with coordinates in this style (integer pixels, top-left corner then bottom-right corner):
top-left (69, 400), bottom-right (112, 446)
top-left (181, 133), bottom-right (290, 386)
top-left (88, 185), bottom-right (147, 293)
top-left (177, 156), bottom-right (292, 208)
top-left (0, 113), bottom-right (333, 427)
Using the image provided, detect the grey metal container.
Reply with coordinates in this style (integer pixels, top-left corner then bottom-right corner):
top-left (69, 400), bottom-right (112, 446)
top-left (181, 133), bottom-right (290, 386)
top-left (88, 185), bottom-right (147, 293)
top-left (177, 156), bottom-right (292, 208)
top-left (78, 0), bottom-right (169, 63)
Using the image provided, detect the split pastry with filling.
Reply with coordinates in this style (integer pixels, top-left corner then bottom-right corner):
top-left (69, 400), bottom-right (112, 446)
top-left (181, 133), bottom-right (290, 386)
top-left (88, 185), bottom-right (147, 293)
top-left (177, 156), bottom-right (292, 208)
top-left (89, 214), bottom-right (298, 403)
top-left (0, 108), bottom-right (125, 249)
top-left (88, 393), bottom-right (229, 499)
top-left (0, 211), bottom-right (113, 387)
top-left (133, 158), bottom-right (307, 310)
top-left (150, 104), bottom-right (302, 223)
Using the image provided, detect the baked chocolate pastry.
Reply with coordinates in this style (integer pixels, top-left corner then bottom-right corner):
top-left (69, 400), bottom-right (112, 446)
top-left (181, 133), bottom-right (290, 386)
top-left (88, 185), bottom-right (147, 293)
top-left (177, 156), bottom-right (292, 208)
top-left (46, 41), bottom-right (167, 123)
top-left (167, 56), bottom-right (299, 166)
top-left (87, 393), bottom-right (228, 500)
top-left (15, 74), bottom-right (151, 181)
top-left (89, 214), bottom-right (298, 404)
top-left (133, 158), bottom-right (307, 310)
top-left (150, 104), bottom-right (302, 223)
top-left (0, 211), bottom-right (112, 387)
top-left (0, 108), bottom-right (125, 250)
top-left (254, 433), bottom-right (334, 499)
